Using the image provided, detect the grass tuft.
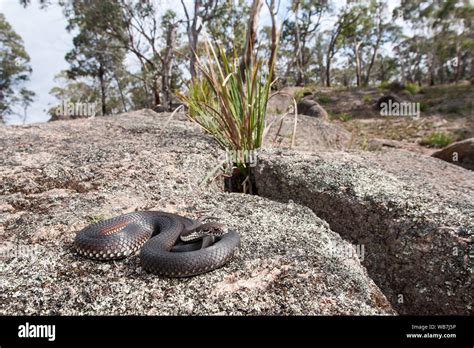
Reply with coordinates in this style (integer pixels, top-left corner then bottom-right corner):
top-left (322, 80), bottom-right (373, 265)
top-left (318, 95), bottom-right (333, 104)
top-left (339, 113), bottom-right (353, 122)
top-left (421, 131), bottom-right (452, 148)
top-left (362, 95), bottom-right (373, 103)
top-left (404, 82), bottom-right (420, 95)
top-left (178, 39), bottom-right (289, 193)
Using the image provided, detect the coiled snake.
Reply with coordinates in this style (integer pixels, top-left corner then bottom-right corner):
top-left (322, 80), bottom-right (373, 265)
top-left (73, 211), bottom-right (240, 277)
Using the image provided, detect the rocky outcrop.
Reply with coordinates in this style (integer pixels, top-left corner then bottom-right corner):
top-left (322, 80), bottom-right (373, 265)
top-left (264, 114), bottom-right (352, 151)
top-left (368, 138), bottom-right (436, 156)
top-left (0, 109), bottom-right (393, 315)
top-left (254, 148), bottom-right (473, 315)
top-left (432, 138), bottom-right (474, 170)
top-left (297, 98), bottom-right (329, 118)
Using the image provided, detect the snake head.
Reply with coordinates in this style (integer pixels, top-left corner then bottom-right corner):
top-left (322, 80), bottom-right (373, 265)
top-left (180, 222), bottom-right (228, 242)
top-left (197, 222), bottom-right (228, 235)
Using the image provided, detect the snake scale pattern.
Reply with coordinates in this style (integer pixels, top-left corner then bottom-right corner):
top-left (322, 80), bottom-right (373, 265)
top-left (73, 211), bottom-right (240, 277)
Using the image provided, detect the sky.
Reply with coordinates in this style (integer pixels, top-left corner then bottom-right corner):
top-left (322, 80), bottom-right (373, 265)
top-left (1, 0), bottom-right (401, 125)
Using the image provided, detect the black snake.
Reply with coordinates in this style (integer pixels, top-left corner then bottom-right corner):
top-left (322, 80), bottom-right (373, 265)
top-left (73, 211), bottom-right (240, 277)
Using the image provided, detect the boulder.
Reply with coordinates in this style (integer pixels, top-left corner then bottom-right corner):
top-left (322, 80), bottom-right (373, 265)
top-left (368, 138), bottom-right (435, 156)
top-left (432, 138), bottom-right (474, 170)
top-left (254, 148), bottom-right (473, 315)
top-left (297, 98), bottom-right (329, 118)
top-left (374, 94), bottom-right (401, 112)
top-left (387, 81), bottom-right (405, 93)
top-left (0, 109), bottom-right (393, 315)
top-left (266, 86), bottom-right (298, 113)
top-left (264, 114), bottom-right (352, 151)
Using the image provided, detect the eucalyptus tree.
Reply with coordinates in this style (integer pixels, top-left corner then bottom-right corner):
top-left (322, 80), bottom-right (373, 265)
top-left (362, 1), bottom-right (399, 86)
top-left (205, 1), bottom-right (250, 56)
top-left (431, 0), bottom-right (474, 83)
top-left (395, 0), bottom-right (473, 85)
top-left (48, 70), bottom-right (99, 119)
top-left (62, 0), bottom-right (128, 115)
top-left (180, 0), bottom-right (219, 80)
top-left (0, 13), bottom-right (35, 123)
top-left (280, 0), bottom-right (326, 85)
top-left (160, 10), bottom-right (180, 110)
top-left (324, 7), bottom-right (361, 87)
top-left (100, 1), bottom-right (182, 111)
top-left (340, 1), bottom-right (399, 86)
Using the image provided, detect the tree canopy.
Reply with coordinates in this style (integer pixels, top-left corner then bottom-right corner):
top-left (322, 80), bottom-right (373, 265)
top-left (0, 13), bottom-right (35, 123)
top-left (8, 0), bottom-right (474, 122)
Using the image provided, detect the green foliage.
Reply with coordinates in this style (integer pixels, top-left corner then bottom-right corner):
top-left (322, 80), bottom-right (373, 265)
top-left (327, 110), bottom-right (336, 120)
top-left (0, 13), bottom-right (34, 122)
top-left (338, 113), bottom-right (353, 122)
top-left (422, 131), bottom-right (452, 148)
top-left (178, 41), bottom-right (276, 175)
top-left (361, 136), bottom-right (370, 150)
top-left (404, 82), bottom-right (420, 94)
top-left (47, 71), bottom-right (100, 117)
top-left (362, 95), bottom-right (373, 102)
top-left (318, 95), bottom-right (333, 104)
top-left (419, 102), bottom-right (428, 112)
top-left (63, 0), bottom-right (128, 115)
top-left (18, 0), bottom-right (474, 125)
top-left (379, 81), bottom-right (390, 90)
top-left (393, 1), bottom-right (474, 85)
top-left (294, 90), bottom-right (304, 101)
top-left (280, 0), bottom-right (328, 85)
top-left (88, 214), bottom-right (106, 224)
top-left (183, 79), bottom-right (214, 120)
top-left (206, 1), bottom-right (250, 56)
top-left (294, 87), bottom-right (312, 102)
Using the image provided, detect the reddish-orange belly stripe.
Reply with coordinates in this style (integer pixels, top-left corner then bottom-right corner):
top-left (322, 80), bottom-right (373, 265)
top-left (99, 220), bottom-right (130, 236)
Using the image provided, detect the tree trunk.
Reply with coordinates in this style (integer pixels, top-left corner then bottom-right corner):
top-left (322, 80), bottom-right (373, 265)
top-left (325, 24), bottom-right (341, 87)
top-left (324, 12), bottom-right (359, 87)
top-left (470, 53), bottom-right (474, 84)
top-left (152, 77), bottom-right (160, 107)
top-left (355, 41), bottom-right (362, 87)
top-left (22, 106), bottom-right (28, 124)
top-left (186, 9), bottom-right (199, 81)
top-left (364, 35), bottom-right (381, 85)
top-left (189, 31), bottom-right (198, 80)
top-left (162, 21), bottom-right (177, 111)
top-left (364, 4), bottom-right (382, 86)
top-left (266, 0), bottom-right (278, 71)
top-left (379, 59), bottom-right (385, 82)
top-left (182, 0), bottom-right (201, 80)
top-left (315, 35), bottom-right (325, 85)
top-left (240, 0), bottom-right (263, 76)
top-left (182, 0), bottom-right (218, 80)
top-left (98, 63), bottom-right (107, 116)
top-left (293, 3), bottom-right (304, 86)
top-left (113, 71), bottom-right (127, 112)
top-left (428, 52), bottom-right (436, 86)
top-left (454, 42), bottom-right (461, 84)
top-left (325, 51), bottom-right (332, 87)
